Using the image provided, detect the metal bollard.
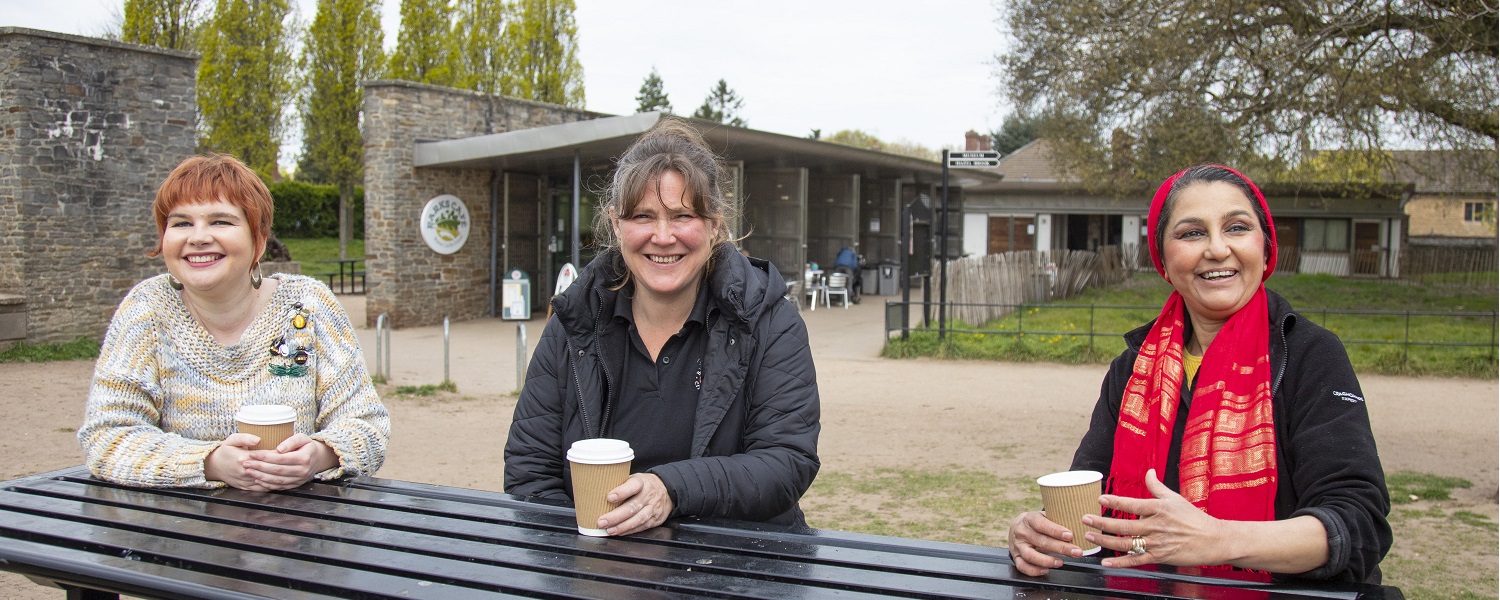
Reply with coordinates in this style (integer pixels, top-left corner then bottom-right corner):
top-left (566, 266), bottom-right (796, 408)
top-left (516, 323), bottom-right (527, 393)
top-left (443, 316), bottom-right (451, 384)
top-left (374, 312), bottom-right (390, 381)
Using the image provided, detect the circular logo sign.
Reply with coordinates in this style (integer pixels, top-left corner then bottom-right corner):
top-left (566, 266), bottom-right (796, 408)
top-left (420, 194), bottom-right (470, 255)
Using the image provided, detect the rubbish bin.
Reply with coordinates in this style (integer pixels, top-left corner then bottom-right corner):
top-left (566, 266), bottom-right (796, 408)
top-left (877, 263), bottom-right (901, 296)
top-left (861, 267), bottom-right (879, 295)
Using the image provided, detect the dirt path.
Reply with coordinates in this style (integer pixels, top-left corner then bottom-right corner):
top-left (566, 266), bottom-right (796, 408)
top-left (2, 296), bottom-right (1494, 599)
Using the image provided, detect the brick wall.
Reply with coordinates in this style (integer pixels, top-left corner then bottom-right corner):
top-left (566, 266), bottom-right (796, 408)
top-left (362, 81), bottom-right (599, 328)
top-left (1406, 195), bottom-right (1497, 239)
top-left (0, 28), bottom-right (196, 344)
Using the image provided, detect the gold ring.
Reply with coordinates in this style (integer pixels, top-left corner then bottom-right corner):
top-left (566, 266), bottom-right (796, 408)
top-left (1129, 535), bottom-right (1146, 555)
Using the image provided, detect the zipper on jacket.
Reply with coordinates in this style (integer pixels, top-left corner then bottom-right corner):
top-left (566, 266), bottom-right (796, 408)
top-left (1273, 312), bottom-right (1292, 393)
top-left (592, 293), bottom-right (616, 437)
top-left (566, 337), bottom-right (594, 437)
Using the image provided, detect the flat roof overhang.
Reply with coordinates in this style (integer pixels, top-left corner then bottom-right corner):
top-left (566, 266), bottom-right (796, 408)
top-left (413, 112), bottom-right (1004, 186)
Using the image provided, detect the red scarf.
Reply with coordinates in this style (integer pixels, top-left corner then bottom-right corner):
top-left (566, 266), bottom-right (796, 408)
top-left (1108, 165), bottom-right (1279, 525)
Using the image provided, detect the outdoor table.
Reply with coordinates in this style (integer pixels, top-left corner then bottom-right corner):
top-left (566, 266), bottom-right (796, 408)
top-left (317, 258), bottom-right (364, 294)
top-left (0, 466), bottom-right (1403, 599)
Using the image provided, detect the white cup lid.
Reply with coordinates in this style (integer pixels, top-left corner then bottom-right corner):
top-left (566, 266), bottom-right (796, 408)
top-left (236, 404), bottom-right (296, 425)
top-left (567, 438), bottom-right (634, 464)
top-left (1037, 470), bottom-right (1103, 487)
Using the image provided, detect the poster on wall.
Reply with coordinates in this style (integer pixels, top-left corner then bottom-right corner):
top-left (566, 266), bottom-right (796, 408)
top-left (420, 194), bottom-right (470, 255)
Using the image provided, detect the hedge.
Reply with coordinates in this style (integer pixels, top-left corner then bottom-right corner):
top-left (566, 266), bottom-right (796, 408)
top-left (269, 180), bottom-right (365, 239)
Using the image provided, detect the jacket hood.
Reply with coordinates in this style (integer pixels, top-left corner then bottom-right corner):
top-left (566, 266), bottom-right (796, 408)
top-left (551, 243), bottom-right (788, 338)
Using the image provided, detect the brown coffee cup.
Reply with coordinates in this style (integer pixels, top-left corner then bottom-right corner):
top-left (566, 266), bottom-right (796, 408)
top-left (567, 438), bottom-right (634, 536)
top-left (1038, 470), bottom-right (1104, 556)
top-left (235, 405), bottom-right (296, 451)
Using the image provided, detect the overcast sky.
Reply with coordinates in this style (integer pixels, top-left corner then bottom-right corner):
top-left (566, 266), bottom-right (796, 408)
top-left (2, 0), bottom-right (1012, 168)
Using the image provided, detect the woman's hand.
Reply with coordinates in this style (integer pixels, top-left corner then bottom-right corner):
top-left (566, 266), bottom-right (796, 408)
top-left (1007, 509), bottom-right (1089, 576)
top-left (597, 473), bottom-right (674, 536)
top-left (241, 434), bottom-right (340, 491)
top-left (204, 433), bottom-right (271, 491)
top-left (1086, 469), bottom-right (1227, 568)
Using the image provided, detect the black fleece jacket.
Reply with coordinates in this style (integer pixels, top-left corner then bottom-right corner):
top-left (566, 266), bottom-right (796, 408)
top-left (504, 244), bottom-right (821, 526)
top-left (1072, 289), bottom-right (1391, 584)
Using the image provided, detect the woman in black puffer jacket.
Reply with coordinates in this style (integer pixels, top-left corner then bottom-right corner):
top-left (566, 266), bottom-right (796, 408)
top-left (504, 117), bottom-right (820, 535)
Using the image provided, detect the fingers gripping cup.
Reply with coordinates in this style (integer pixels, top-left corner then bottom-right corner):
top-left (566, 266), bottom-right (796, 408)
top-left (1038, 470), bottom-right (1104, 556)
top-left (235, 405), bottom-right (296, 452)
top-left (567, 439), bottom-right (634, 537)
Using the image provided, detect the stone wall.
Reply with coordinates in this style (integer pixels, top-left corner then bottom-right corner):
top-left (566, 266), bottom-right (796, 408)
top-left (1406, 195), bottom-right (1497, 241)
top-left (362, 81), bottom-right (600, 328)
top-left (0, 28), bottom-right (197, 344)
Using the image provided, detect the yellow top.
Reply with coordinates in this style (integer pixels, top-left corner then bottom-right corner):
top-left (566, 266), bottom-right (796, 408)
top-left (1183, 350), bottom-right (1203, 382)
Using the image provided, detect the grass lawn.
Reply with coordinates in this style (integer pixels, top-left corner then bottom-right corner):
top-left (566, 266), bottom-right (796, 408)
top-left (278, 238), bottom-right (365, 279)
top-left (885, 272), bottom-right (1498, 378)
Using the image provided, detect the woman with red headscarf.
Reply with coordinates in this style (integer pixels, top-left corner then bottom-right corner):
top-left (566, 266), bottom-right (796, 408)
top-left (1006, 165), bottom-right (1390, 583)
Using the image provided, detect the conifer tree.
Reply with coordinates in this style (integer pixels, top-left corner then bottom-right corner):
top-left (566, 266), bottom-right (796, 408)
top-left (449, 0), bottom-right (509, 94)
top-left (298, 0), bottom-right (385, 259)
top-left (387, 0), bottom-right (455, 85)
top-left (197, 0), bottom-right (298, 176)
top-left (635, 67), bottom-right (671, 114)
top-left (121, 0), bottom-right (204, 50)
top-left (692, 79), bottom-right (746, 127)
top-left (499, 0), bottom-right (585, 107)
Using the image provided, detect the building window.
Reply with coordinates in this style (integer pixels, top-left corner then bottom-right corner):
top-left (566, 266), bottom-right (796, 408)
top-left (1464, 202), bottom-right (1494, 222)
top-left (1302, 219), bottom-right (1349, 252)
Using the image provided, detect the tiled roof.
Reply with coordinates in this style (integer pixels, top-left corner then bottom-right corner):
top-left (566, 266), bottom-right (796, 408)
top-left (992, 140), bottom-right (1068, 183)
top-left (1387, 150), bottom-right (1497, 195)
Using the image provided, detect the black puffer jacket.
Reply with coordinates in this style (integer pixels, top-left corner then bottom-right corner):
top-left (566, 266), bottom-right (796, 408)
top-left (1073, 289), bottom-right (1392, 583)
top-left (504, 244), bottom-right (821, 526)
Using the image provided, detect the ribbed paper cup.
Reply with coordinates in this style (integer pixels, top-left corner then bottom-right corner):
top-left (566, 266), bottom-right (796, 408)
top-left (567, 439), bottom-right (634, 537)
top-left (1038, 470), bottom-right (1104, 556)
top-left (235, 405), bottom-right (296, 452)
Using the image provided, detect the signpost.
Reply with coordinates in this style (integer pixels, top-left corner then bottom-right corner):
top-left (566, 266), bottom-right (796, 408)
top-left (938, 149), bottom-right (1002, 340)
top-left (946, 151), bottom-right (1000, 169)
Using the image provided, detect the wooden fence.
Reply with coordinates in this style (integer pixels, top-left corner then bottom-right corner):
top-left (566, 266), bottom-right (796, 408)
top-left (937, 247), bottom-right (1130, 326)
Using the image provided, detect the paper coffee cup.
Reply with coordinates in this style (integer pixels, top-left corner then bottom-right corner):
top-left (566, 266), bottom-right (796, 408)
top-left (567, 438), bottom-right (634, 537)
top-left (1038, 470), bottom-right (1104, 556)
top-left (235, 404), bottom-right (296, 451)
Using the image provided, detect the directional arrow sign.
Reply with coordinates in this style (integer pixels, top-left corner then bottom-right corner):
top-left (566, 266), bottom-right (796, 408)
top-left (946, 151), bottom-right (1000, 168)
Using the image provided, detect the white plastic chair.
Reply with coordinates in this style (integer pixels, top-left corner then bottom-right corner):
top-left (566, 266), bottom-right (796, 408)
top-left (826, 272), bottom-right (850, 308)
top-left (803, 270), bottom-right (826, 311)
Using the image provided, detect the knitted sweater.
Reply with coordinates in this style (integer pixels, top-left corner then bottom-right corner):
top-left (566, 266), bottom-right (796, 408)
top-left (79, 274), bottom-right (390, 488)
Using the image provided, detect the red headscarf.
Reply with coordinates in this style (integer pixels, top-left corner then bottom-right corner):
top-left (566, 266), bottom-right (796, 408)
top-left (1108, 165), bottom-right (1279, 526)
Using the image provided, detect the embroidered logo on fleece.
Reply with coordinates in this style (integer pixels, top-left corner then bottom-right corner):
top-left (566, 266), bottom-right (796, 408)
top-left (1332, 391), bottom-right (1365, 403)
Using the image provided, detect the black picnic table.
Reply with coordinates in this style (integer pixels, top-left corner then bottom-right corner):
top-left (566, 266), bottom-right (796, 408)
top-left (0, 466), bottom-right (1403, 599)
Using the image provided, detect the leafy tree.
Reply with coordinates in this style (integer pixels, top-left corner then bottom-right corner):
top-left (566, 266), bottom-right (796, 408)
top-left (999, 0), bottom-right (1499, 187)
top-left (824, 129), bottom-right (883, 150)
top-left (449, 0), bottom-right (510, 94)
top-left (501, 0), bottom-right (585, 107)
top-left (387, 0), bottom-right (455, 85)
top-left (990, 112), bottom-right (1040, 156)
top-left (885, 139), bottom-right (938, 161)
top-left (298, 0), bottom-right (385, 259)
top-left (635, 67), bottom-right (672, 113)
top-left (807, 129), bottom-right (821, 140)
top-left (692, 79), bottom-right (746, 126)
top-left (197, 0), bottom-right (298, 176)
top-left (122, 0), bottom-right (204, 50)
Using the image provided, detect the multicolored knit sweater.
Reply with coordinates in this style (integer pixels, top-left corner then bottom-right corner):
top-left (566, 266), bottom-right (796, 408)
top-left (79, 274), bottom-right (390, 488)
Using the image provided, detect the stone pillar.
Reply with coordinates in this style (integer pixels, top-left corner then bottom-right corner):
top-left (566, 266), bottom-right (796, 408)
top-left (0, 28), bottom-right (197, 344)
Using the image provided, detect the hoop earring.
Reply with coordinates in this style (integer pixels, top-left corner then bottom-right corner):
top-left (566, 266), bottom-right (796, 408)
top-left (250, 266), bottom-right (263, 289)
top-left (168, 275), bottom-right (183, 291)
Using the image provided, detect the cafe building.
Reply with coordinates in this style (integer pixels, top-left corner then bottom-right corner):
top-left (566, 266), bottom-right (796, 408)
top-left (363, 81), bottom-right (996, 328)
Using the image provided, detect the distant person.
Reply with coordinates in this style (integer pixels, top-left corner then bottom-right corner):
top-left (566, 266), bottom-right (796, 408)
top-left (79, 154), bottom-right (390, 490)
top-left (505, 117), bottom-right (820, 535)
top-left (1006, 165), bottom-right (1390, 582)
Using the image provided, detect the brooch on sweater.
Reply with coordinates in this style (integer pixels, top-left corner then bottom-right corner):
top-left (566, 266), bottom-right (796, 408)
top-left (268, 302), bottom-right (314, 377)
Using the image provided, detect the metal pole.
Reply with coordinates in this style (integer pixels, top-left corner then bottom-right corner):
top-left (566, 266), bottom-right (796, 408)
top-left (1089, 305), bottom-right (1096, 353)
top-left (900, 202), bottom-right (911, 341)
top-left (443, 316), bottom-right (451, 384)
top-left (383, 317), bottom-right (391, 381)
top-left (374, 312), bottom-right (386, 380)
top-left (490, 170), bottom-right (500, 318)
top-left (1403, 310), bottom-right (1411, 368)
top-left (571, 150), bottom-right (581, 269)
top-left (516, 323), bottom-right (528, 393)
top-left (939, 149), bottom-right (949, 341)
